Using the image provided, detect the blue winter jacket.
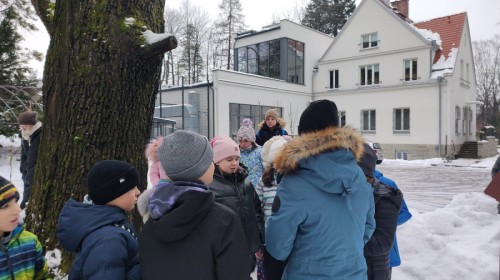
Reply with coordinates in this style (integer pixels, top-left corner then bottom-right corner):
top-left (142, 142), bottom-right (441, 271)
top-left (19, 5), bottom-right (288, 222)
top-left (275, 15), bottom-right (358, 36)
top-left (373, 170), bottom-right (412, 267)
top-left (57, 198), bottom-right (141, 280)
top-left (266, 127), bottom-right (376, 280)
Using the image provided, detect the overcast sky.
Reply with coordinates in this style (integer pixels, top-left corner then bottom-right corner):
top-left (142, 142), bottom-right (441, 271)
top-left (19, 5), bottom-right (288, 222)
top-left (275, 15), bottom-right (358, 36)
top-left (24, 0), bottom-right (500, 77)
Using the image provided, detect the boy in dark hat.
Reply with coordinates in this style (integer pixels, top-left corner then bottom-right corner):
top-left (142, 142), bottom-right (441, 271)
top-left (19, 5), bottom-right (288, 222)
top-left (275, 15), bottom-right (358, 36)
top-left (57, 160), bottom-right (141, 279)
top-left (0, 176), bottom-right (48, 279)
top-left (139, 130), bottom-right (250, 280)
top-left (358, 144), bottom-right (403, 280)
top-left (17, 110), bottom-right (42, 209)
top-left (266, 99), bottom-right (376, 280)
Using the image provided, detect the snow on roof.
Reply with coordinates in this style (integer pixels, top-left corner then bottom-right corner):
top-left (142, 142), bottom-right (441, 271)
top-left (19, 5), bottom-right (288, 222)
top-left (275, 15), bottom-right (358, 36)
top-left (431, 47), bottom-right (458, 78)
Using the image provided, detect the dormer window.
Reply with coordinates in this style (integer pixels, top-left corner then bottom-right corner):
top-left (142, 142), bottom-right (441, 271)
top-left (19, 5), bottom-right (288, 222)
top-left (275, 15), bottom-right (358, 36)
top-left (362, 33), bottom-right (378, 48)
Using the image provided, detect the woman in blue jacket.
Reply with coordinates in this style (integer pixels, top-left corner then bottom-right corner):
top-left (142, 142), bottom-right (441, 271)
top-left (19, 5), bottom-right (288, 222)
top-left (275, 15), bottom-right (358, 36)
top-left (266, 100), bottom-right (375, 280)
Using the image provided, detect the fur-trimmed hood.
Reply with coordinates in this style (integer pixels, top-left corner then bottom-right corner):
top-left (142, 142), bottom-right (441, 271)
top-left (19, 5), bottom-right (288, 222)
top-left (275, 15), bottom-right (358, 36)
top-left (274, 126), bottom-right (365, 175)
top-left (145, 136), bottom-right (164, 162)
top-left (258, 118), bottom-right (287, 130)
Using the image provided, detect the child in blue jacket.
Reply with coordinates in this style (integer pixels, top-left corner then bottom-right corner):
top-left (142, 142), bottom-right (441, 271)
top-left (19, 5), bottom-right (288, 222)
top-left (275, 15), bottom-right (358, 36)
top-left (57, 160), bottom-right (141, 279)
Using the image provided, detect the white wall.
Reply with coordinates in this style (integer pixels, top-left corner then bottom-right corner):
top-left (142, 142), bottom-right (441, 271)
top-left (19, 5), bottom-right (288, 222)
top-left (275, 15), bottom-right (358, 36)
top-left (213, 69), bottom-right (311, 137)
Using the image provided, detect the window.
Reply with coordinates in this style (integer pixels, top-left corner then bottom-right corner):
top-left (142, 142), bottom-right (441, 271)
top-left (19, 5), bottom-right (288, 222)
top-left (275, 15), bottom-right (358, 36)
top-left (360, 64), bottom-right (379, 86)
top-left (362, 33), bottom-right (378, 48)
top-left (247, 44), bottom-right (258, 75)
top-left (394, 108), bottom-right (410, 132)
top-left (229, 103), bottom-right (283, 139)
top-left (361, 110), bottom-right (376, 132)
top-left (455, 106), bottom-right (461, 134)
top-left (287, 39), bottom-right (304, 84)
top-left (468, 108), bottom-right (473, 134)
top-left (329, 69), bottom-right (339, 89)
top-left (236, 39), bottom-right (281, 79)
top-left (339, 111), bottom-right (346, 127)
top-left (395, 151), bottom-right (408, 160)
top-left (404, 59), bottom-right (418, 81)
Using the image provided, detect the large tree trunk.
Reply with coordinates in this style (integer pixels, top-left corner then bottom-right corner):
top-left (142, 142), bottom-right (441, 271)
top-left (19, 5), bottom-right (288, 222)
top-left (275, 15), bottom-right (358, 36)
top-left (28, 0), bottom-right (177, 273)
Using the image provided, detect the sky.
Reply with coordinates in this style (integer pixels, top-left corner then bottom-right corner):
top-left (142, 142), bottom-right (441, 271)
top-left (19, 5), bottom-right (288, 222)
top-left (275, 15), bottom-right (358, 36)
top-left (22, 0), bottom-right (500, 78)
top-left (1, 135), bottom-right (499, 279)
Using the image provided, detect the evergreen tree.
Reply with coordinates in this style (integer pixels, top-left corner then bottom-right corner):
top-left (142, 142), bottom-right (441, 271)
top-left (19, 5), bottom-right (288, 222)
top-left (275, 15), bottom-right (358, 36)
top-left (0, 1), bottom-right (41, 86)
top-left (0, 1), bottom-right (43, 136)
top-left (302, 0), bottom-right (355, 36)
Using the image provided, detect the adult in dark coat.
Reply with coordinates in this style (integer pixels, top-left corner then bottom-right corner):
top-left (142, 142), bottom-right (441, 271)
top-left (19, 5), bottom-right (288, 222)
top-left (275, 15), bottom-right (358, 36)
top-left (358, 143), bottom-right (403, 280)
top-left (18, 111), bottom-right (42, 209)
top-left (255, 108), bottom-right (288, 146)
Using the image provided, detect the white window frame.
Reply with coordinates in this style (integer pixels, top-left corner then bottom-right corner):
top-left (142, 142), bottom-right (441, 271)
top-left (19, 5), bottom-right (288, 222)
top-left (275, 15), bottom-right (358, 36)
top-left (394, 108), bottom-right (410, 133)
top-left (329, 69), bottom-right (339, 89)
top-left (395, 151), bottom-right (408, 160)
top-left (404, 58), bottom-right (418, 81)
top-left (359, 64), bottom-right (380, 86)
top-left (361, 33), bottom-right (378, 49)
top-left (361, 109), bottom-right (376, 132)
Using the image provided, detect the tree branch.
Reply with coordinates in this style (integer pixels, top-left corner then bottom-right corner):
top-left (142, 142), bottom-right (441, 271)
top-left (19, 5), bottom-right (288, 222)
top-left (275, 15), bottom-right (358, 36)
top-left (147, 33), bottom-right (178, 56)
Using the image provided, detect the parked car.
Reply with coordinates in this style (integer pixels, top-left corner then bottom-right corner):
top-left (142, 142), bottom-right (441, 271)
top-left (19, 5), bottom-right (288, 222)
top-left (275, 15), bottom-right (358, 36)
top-left (367, 142), bottom-right (384, 164)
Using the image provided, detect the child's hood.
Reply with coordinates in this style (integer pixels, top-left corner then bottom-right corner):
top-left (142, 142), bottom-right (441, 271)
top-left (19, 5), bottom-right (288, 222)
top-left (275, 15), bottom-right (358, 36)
top-left (57, 198), bottom-right (128, 252)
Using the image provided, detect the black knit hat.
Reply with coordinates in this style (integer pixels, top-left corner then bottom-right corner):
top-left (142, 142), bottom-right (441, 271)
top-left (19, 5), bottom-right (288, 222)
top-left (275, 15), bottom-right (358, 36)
top-left (298, 99), bottom-right (339, 135)
top-left (358, 143), bottom-right (377, 178)
top-left (86, 160), bottom-right (140, 205)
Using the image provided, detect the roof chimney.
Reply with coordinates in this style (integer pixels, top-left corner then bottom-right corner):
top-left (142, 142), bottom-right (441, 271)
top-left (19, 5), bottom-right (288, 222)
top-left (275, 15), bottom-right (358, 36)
top-left (392, 0), bottom-right (409, 18)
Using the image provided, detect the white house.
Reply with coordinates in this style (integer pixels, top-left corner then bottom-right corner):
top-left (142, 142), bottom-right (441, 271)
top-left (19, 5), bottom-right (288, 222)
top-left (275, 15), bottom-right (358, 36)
top-left (157, 0), bottom-right (485, 159)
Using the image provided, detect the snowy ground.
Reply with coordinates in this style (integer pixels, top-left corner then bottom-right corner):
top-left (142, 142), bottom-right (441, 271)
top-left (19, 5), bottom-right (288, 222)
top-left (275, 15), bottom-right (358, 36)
top-left (1, 135), bottom-right (499, 280)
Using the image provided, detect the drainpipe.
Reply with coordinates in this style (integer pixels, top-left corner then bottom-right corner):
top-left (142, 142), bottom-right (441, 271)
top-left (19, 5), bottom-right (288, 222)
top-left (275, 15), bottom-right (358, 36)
top-left (438, 76), bottom-right (443, 157)
top-left (312, 66), bottom-right (318, 102)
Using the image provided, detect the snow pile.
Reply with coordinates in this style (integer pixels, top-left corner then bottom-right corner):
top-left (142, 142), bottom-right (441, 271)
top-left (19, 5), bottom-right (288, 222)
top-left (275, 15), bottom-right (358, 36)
top-left (393, 192), bottom-right (500, 280)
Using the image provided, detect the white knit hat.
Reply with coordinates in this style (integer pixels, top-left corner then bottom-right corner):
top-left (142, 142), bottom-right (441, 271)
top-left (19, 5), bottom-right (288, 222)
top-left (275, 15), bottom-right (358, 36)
top-left (261, 136), bottom-right (289, 164)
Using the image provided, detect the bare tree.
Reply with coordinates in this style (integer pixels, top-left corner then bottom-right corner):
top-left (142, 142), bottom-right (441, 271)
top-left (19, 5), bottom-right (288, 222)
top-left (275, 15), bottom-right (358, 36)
top-left (473, 35), bottom-right (500, 128)
top-left (27, 0), bottom-right (177, 273)
top-left (214, 0), bottom-right (247, 70)
top-left (164, 7), bottom-right (184, 85)
top-left (271, 0), bottom-right (308, 25)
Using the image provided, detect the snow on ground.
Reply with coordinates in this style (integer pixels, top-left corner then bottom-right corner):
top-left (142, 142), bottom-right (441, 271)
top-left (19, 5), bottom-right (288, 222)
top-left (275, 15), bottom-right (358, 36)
top-left (1, 135), bottom-right (499, 279)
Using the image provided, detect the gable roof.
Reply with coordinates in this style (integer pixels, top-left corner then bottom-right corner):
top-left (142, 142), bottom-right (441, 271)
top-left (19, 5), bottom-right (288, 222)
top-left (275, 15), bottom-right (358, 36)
top-left (414, 13), bottom-right (466, 64)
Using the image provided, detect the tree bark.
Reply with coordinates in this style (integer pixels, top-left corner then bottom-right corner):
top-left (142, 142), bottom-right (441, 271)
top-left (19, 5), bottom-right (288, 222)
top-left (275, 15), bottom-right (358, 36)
top-left (28, 0), bottom-right (176, 273)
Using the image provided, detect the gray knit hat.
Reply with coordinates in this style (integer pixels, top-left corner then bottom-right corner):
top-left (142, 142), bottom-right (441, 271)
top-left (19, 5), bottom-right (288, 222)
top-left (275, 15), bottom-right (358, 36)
top-left (158, 130), bottom-right (214, 181)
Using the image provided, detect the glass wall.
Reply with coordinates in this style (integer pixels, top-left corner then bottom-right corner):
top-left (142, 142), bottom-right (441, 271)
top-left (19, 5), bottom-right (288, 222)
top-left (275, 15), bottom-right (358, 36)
top-left (229, 103), bottom-right (283, 139)
top-left (236, 38), bottom-right (303, 84)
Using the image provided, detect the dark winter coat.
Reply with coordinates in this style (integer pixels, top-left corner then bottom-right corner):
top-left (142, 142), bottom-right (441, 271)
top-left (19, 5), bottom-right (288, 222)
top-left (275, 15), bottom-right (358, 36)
top-left (209, 165), bottom-right (265, 254)
top-left (139, 182), bottom-right (250, 280)
top-left (57, 198), bottom-right (140, 280)
top-left (20, 122), bottom-right (42, 207)
top-left (255, 122), bottom-right (288, 146)
top-left (364, 178), bottom-right (403, 280)
top-left (374, 170), bottom-right (412, 267)
top-left (267, 126), bottom-right (375, 280)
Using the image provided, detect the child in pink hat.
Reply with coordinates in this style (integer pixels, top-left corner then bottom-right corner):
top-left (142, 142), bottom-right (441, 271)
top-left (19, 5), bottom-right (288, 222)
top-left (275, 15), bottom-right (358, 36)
top-left (209, 136), bottom-right (265, 276)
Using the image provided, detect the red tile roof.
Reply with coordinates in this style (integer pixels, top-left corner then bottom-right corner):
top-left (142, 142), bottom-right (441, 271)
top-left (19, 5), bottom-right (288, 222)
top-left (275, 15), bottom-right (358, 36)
top-left (414, 13), bottom-right (466, 64)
